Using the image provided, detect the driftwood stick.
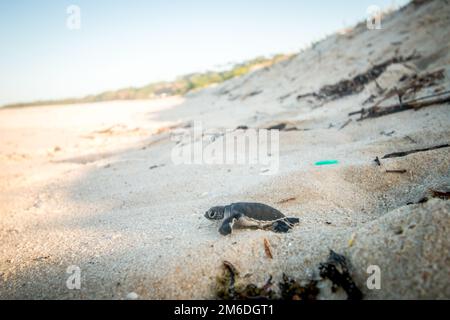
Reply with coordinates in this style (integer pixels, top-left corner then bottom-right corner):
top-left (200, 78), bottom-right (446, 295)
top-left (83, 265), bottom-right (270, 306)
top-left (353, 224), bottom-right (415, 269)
top-left (356, 94), bottom-right (450, 120)
top-left (385, 169), bottom-right (407, 174)
top-left (339, 119), bottom-right (352, 130)
top-left (348, 108), bottom-right (364, 116)
top-left (404, 89), bottom-right (450, 103)
top-left (382, 144), bottom-right (450, 159)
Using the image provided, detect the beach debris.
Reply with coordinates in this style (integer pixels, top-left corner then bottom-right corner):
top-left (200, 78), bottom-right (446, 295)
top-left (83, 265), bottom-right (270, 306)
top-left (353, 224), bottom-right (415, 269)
top-left (266, 123), bottom-right (288, 130)
top-left (149, 164), bottom-right (165, 170)
top-left (217, 262), bottom-right (315, 300)
top-left (297, 54), bottom-right (419, 102)
top-left (348, 233), bottom-right (356, 247)
top-left (347, 68), bottom-right (448, 121)
top-left (264, 122), bottom-right (302, 131)
top-left (94, 125), bottom-right (120, 135)
top-left (279, 274), bottom-right (320, 300)
top-left (381, 143), bottom-right (449, 159)
top-left (216, 261), bottom-right (239, 300)
top-left (217, 265), bottom-right (276, 300)
top-left (348, 91), bottom-right (450, 121)
top-left (365, 69), bottom-right (446, 110)
top-left (385, 169), bottom-right (407, 174)
top-left (428, 184), bottom-right (450, 200)
top-left (242, 90), bottom-right (263, 100)
top-left (222, 261), bottom-right (239, 299)
top-left (395, 69), bottom-right (445, 100)
top-left (408, 184), bottom-right (450, 205)
top-left (263, 238), bottom-right (273, 259)
top-left (296, 92), bottom-right (323, 101)
top-left (374, 156), bottom-right (382, 166)
top-left (204, 202), bottom-right (300, 236)
top-left (276, 197), bottom-right (296, 204)
top-left (223, 260), bottom-right (238, 275)
top-left (315, 160), bottom-right (339, 166)
top-left (380, 130), bottom-right (395, 137)
top-left (430, 188), bottom-right (450, 200)
top-left (237, 277), bottom-right (276, 300)
top-left (349, 109), bottom-right (365, 117)
top-left (404, 135), bottom-right (417, 144)
top-left (216, 250), bottom-right (363, 300)
top-left (33, 255), bottom-right (51, 262)
top-left (362, 94), bottom-right (377, 105)
top-left (407, 196), bottom-right (432, 205)
top-left (339, 119), bottom-right (352, 130)
top-left (278, 92), bottom-right (293, 102)
top-left (319, 250), bottom-right (363, 300)
top-left (126, 292), bottom-right (139, 300)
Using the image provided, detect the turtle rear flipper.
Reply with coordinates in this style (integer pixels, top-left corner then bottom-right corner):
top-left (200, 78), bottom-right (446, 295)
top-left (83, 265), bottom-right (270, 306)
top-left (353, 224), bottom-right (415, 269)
top-left (272, 217), bottom-right (299, 233)
top-left (219, 223), bottom-right (233, 236)
top-left (286, 217), bottom-right (300, 225)
top-left (272, 220), bottom-right (291, 233)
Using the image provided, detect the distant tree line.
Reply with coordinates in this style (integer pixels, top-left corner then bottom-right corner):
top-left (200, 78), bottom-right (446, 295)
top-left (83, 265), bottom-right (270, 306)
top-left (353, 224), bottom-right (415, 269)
top-left (3, 54), bottom-right (293, 109)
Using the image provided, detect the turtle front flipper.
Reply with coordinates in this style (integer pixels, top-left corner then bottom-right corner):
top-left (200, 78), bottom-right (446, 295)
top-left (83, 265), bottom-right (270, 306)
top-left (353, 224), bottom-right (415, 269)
top-left (219, 218), bottom-right (233, 236)
top-left (219, 213), bottom-right (242, 236)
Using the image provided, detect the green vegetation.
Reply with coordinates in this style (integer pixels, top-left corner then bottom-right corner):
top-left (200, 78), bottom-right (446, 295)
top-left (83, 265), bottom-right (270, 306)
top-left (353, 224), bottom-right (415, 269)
top-left (3, 54), bottom-right (294, 109)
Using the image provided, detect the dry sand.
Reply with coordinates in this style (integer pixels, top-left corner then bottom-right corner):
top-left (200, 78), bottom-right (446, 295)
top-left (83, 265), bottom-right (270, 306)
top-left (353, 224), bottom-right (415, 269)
top-left (0, 0), bottom-right (449, 299)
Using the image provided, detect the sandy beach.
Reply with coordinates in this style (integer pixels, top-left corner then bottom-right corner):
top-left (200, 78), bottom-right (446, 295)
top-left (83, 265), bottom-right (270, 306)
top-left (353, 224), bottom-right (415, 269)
top-left (0, 0), bottom-right (449, 299)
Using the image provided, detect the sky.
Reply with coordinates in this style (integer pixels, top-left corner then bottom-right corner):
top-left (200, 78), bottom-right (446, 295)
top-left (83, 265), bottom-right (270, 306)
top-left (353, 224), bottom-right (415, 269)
top-left (0, 0), bottom-right (409, 106)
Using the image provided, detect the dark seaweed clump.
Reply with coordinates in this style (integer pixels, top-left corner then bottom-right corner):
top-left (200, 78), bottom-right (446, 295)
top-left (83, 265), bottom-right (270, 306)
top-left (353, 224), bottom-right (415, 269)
top-left (319, 250), bottom-right (363, 300)
top-left (216, 250), bottom-right (363, 300)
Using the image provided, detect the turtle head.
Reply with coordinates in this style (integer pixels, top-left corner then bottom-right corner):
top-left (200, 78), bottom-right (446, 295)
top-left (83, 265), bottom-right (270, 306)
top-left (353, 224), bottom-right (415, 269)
top-left (204, 206), bottom-right (225, 220)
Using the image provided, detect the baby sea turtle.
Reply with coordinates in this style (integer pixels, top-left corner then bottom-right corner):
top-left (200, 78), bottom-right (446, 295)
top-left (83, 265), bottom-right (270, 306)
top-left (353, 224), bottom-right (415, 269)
top-left (204, 202), bottom-right (300, 236)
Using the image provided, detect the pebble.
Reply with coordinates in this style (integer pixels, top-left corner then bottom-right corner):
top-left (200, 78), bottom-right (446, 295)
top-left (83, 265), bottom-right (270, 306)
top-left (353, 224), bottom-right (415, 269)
top-left (126, 292), bottom-right (139, 300)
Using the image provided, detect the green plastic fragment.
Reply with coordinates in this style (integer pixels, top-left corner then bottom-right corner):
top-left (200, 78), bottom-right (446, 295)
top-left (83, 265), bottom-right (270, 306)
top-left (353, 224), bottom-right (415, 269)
top-left (315, 160), bottom-right (339, 166)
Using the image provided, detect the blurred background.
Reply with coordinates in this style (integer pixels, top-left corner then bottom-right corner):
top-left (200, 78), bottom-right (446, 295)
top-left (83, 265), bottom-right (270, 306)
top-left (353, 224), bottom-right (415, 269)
top-left (0, 0), bottom-right (407, 107)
